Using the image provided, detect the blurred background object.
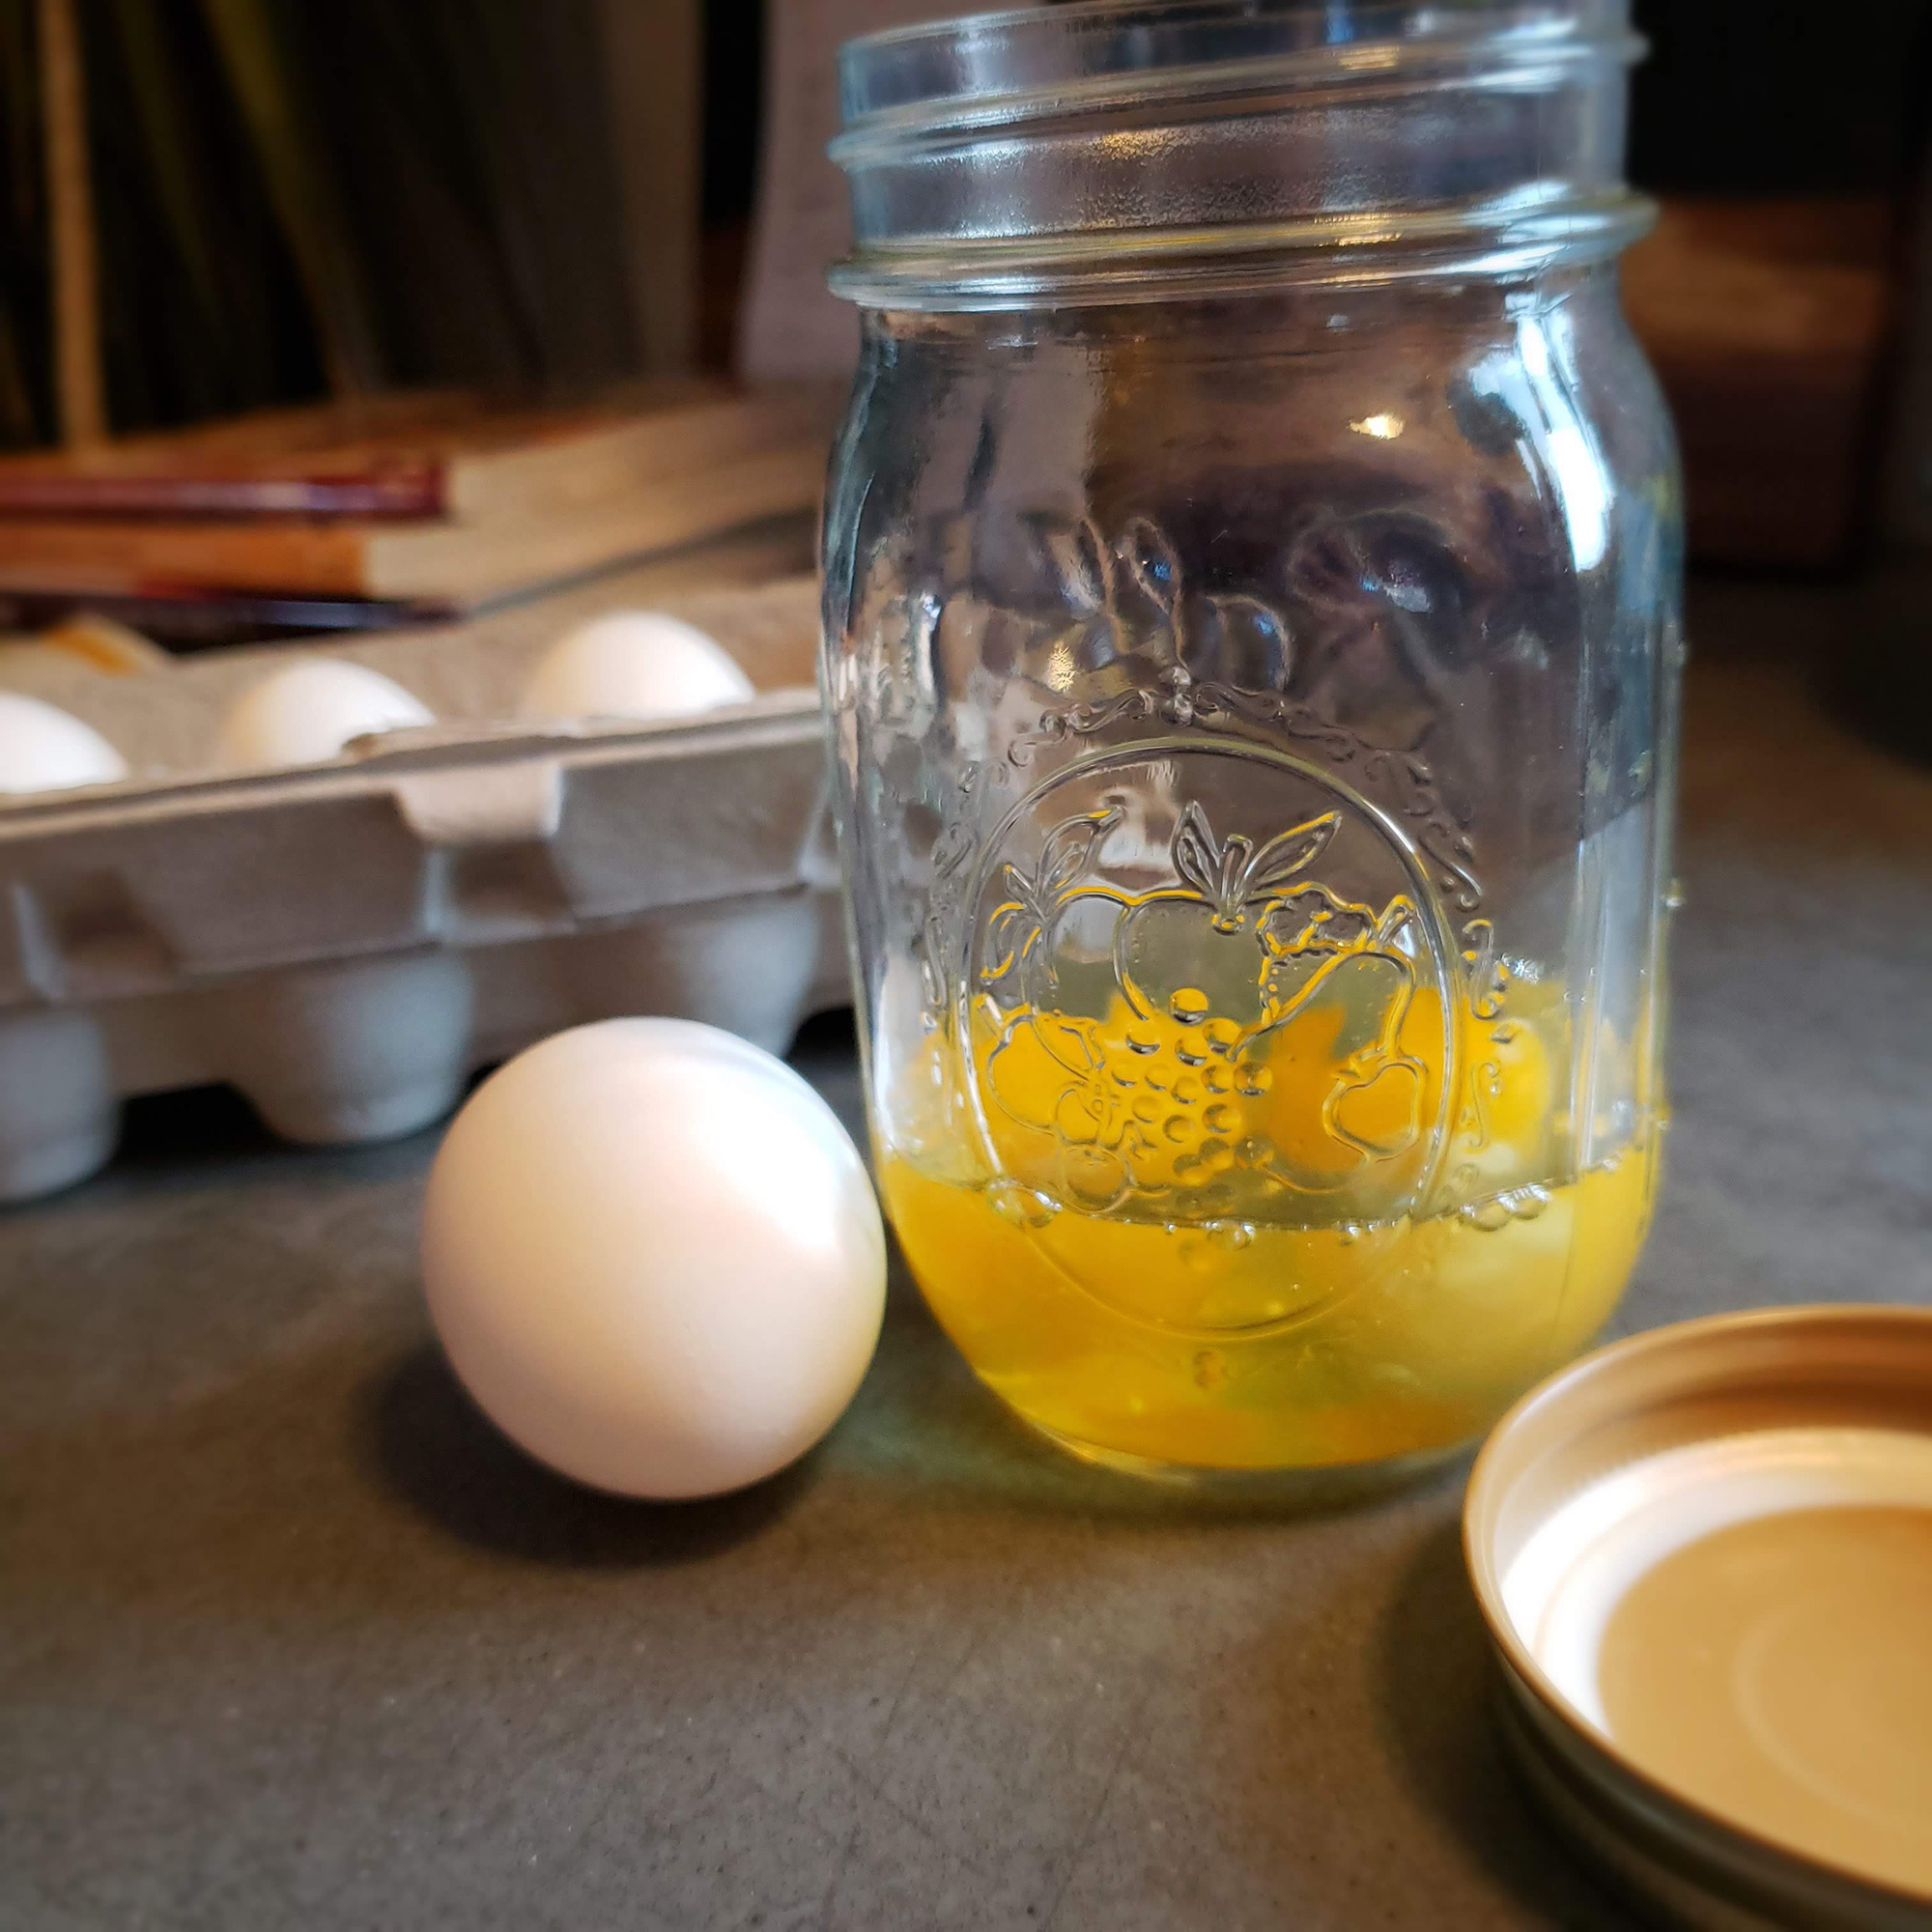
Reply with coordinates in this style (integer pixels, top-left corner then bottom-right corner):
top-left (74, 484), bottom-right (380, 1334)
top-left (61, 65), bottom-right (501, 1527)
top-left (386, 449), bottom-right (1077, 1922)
top-left (736, 0), bottom-right (973, 380)
top-left (732, 0), bottom-right (1932, 575)
top-left (0, 0), bottom-right (1920, 577)
top-left (1618, 1), bottom-right (1929, 574)
top-left (1620, 201), bottom-right (1891, 573)
top-left (1890, 176), bottom-right (1932, 554)
top-left (4, 0), bottom-right (693, 441)
top-left (0, 0), bottom-right (812, 632)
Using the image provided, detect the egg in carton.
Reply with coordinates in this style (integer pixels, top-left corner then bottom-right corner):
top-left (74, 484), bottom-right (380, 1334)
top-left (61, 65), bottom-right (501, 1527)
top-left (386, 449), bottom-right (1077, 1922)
top-left (0, 559), bottom-right (849, 1204)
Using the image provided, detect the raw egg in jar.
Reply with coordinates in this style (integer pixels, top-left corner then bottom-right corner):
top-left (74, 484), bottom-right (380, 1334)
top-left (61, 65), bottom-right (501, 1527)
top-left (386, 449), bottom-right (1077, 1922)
top-left (880, 957), bottom-right (1657, 1475)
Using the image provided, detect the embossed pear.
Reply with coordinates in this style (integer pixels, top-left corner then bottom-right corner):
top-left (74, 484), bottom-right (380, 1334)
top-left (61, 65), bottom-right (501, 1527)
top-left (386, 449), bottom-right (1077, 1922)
top-left (1329, 1058), bottom-right (1425, 1161)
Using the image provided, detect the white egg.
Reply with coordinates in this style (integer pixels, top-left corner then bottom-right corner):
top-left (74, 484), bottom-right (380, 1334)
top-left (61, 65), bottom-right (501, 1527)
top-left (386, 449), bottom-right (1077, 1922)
top-left (0, 693), bottom-right (128, 795)
top-left (419, 1017), bottom-right (886, 1499)
top-left (518, 611), bottom-right (755, 725)
top-left (216, 658), bottom-right (433, 770)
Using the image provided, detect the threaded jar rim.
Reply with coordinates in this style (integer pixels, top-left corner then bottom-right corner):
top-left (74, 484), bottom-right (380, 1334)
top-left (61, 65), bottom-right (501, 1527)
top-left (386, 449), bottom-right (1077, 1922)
top-left (829, 0), bottom-right (1652, 311)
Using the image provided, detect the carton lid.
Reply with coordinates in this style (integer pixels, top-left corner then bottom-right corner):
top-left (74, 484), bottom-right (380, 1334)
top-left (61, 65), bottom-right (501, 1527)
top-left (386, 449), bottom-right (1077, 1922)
top-left (1464, 1306), bottom-right (1932, 1929)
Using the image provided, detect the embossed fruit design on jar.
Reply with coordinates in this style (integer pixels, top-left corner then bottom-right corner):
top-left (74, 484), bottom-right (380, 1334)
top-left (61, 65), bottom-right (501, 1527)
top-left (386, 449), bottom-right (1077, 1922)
top-left (822, 2), bottom-right (1681, 1483)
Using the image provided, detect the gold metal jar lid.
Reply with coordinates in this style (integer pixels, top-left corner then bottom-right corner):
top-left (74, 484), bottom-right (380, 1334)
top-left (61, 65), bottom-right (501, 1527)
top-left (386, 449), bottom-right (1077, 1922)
top-left (1463, 1306), bottom-right (1932, 1930)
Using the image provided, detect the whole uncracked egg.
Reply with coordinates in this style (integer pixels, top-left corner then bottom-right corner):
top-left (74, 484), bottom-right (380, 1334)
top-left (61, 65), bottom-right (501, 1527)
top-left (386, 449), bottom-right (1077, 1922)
top-left (215, 658), bottom-right (434, 769)
top-left (0, 694), bottom-right (128, 794)
top-left (419, 1019), bottom-right (887, 1498)
top-left (518, 611), bottom-right (754, 724)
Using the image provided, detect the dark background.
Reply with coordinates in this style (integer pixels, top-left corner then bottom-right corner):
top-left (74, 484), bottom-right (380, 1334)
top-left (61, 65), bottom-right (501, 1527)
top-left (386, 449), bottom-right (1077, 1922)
top-left (1630, 1), bottom-right (1930, 194)
top-left (698, 1), bottom-right (1932, 219)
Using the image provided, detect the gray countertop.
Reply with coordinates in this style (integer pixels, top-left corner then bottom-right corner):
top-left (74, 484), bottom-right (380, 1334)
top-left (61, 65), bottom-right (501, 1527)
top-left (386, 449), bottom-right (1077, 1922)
top-left (5, 581), bottom-right (1930, 1931)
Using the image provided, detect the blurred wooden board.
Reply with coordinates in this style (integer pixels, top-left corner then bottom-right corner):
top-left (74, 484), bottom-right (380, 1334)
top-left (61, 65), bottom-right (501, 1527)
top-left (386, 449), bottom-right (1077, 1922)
top-left (0, 382), bottom-right (827, 519)
top-left (0, 385), bottom-right (839, 604)
top-left (1624, 198), bottom-right (1896, 571)
top-left (0, 444), bottom-right (827, 603)
top-left (0, 515), bottom-right (816, 655)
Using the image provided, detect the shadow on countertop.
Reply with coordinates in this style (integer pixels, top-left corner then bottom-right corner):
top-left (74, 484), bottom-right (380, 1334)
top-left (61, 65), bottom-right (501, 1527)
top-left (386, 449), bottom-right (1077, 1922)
top-left (367, 1342), bottom-right (817, 1569)
top-left (1376, 1520), bottom-right (1636, 1931)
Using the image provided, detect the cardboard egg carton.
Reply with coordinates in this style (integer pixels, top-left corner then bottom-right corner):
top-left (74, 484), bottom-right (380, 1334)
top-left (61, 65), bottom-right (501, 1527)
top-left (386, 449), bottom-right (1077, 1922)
top-left (0, 536), bottom-right (848, 1203)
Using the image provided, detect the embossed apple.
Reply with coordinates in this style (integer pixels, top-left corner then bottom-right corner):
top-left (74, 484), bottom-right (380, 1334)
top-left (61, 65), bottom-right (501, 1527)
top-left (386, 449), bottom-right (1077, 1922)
top-left (967, 772), bottom-right (1451, 1228)
top-left (1114, 803), bottom-right (1341, 1038)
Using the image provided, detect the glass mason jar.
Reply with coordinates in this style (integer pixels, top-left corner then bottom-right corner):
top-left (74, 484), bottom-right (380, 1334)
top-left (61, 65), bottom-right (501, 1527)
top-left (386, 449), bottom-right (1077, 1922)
top-left (820, 1), bottom-right (1682, 1484)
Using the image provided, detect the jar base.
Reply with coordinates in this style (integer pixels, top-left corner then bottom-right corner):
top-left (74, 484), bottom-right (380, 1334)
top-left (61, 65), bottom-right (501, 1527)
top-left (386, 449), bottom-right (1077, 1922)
top-left (1021, 1413), bottom-right (1469, 1508)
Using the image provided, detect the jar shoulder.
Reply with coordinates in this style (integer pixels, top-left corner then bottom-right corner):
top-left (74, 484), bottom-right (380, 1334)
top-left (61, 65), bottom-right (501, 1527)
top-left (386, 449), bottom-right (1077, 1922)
top-left (822, 283), bottom-right (1680, 667)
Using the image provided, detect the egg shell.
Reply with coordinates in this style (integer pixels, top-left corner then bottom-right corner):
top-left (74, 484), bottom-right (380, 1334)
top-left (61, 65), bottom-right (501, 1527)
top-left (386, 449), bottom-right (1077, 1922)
top-left (419, 1018), bottom-right (886, 1499)
top-left (518, 611), bottom-right (756, 725)
top-left (0, 693), bottom-right (128, 795)
top-left (216, 658), bottom-right (433, 770)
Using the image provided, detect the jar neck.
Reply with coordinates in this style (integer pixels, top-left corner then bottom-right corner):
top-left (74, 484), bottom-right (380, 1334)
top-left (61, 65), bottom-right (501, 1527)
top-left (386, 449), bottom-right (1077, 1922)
top-left (831, 1), bottom-right (1650, 312)
top-left (859, 262), bottom-right (1622, 353)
